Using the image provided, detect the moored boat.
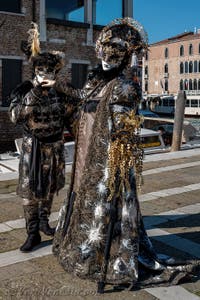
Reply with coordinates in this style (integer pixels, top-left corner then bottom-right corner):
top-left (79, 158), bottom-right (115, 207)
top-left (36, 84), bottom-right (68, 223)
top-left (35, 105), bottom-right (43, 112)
top-left (147, 95), bottom-right (200, 117)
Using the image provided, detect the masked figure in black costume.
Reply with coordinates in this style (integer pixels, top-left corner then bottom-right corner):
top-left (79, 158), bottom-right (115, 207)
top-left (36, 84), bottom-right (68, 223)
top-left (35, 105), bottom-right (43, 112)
top-left (9, 23), bottom-right (79, 252)
top-left (53, 18), bottom-right (199, 292)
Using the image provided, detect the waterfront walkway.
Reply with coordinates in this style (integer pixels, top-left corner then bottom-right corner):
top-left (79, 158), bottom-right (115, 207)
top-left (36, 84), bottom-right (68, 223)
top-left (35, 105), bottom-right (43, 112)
top-left (0, 149), bottom-right (200, 299)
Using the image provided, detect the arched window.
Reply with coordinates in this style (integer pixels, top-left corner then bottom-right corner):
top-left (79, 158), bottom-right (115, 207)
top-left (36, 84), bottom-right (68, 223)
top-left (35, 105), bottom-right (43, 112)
top-left (194, 79), bottom-right (197, 90)
top-left (189, 44), bottom-right (193, 55)
top-left (164, 63), bottom-right (168, 73)
top-left (165, 47), bottom-right (168, 58)
top-left (189, 79), bottom-right (193, 90)
top-left (145, 66), bottom-right (148, 75)
top-left (180, 62), bottom-right (184, 74)
top-left (185, 61), bottom-right (188, 73)
top-left (194, 61), bottom-right (198, 73)
top-left (198, 79), bottom-right (200, 90)
top-left (164, 79), bottom-right (168, 91)
top-left (189, 61), bottom-right (193, 73)
top-left (180, 45), bottom-right (184, 56)
top-left (184, 79), bottom-right (188, 90)
top-left (180, 79), bottom-right (183, 90)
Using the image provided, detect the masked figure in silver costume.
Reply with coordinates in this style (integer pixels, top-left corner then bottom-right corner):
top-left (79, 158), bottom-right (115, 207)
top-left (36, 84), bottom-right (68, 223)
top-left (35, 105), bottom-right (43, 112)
top-left (9, 23), bottom-right (79, 252)
top-left (53, 18), bottom-right (199, 292)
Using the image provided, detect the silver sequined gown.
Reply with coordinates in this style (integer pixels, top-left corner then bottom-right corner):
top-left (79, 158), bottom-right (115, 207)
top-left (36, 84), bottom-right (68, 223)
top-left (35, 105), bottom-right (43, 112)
top-left (53, 67), bottom-right (199, 287)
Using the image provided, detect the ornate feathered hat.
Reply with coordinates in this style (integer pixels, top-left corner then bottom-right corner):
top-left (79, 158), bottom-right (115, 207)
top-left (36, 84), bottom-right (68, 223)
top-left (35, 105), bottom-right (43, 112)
top-left (96, 17), bottom-right (148, 58)
top-left (21, 22), bottom-right (64, 72)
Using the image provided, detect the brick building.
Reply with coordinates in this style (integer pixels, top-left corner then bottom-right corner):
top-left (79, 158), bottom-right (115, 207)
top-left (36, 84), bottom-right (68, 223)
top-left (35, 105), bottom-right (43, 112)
top-left (143, 31), bottom-right (200, 97)
top-left (0, 0), bottom-right (133, 153)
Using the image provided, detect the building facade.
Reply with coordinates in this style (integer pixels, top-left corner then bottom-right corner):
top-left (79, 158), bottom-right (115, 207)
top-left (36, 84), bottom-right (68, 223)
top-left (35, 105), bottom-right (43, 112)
top-left (143, 31), bottom-right (200, 98)
top-left (0, 0), bottom-right (133, 153)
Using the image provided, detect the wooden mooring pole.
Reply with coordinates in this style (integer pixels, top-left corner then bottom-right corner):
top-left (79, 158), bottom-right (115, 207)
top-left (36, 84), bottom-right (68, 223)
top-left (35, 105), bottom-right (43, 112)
top-left (171, 91), bottom-right (186, 152)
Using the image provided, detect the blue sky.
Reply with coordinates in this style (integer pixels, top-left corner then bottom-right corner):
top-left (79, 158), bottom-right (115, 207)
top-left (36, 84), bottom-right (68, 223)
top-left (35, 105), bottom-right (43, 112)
top-left (134, 0), bottom-right (200, 44)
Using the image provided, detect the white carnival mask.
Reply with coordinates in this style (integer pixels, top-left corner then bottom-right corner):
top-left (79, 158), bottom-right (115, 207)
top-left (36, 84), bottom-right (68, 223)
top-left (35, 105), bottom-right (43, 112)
top-left (99, 41), bottom-right (126, 72)
top-left (34, 66), bottom-right (56, 85)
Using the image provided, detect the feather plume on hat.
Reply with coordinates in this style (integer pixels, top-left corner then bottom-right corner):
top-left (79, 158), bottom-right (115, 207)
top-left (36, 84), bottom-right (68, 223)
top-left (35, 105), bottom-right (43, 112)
top-left (21, 22), bottom-right (64, 73)
top-left (27, 22), bottom-right (41, 57)
top-left (21, 22), bottom-right (41, 59)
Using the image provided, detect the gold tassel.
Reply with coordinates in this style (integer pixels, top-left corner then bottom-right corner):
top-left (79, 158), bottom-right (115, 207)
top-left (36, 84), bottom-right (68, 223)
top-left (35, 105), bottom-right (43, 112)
top-left (27, 22), bottom-right (40, 57)
top-left (107, 110), bottom-right (143, 201)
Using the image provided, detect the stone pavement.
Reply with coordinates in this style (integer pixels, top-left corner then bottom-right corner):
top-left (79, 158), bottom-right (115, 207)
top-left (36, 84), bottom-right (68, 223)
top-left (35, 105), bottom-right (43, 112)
top-left (0, 149), bottom-right (200, 299)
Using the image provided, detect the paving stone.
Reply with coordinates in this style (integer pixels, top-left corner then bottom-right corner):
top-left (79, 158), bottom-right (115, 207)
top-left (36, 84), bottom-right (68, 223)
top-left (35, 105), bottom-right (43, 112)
top-left (0, 198), bottom-right (24, 223)
top-left (143, 161), bottom-right (200, 175)
top-left (0, 245), bottom-right (53, 268)
top-left (157, 203), bottom-right (200, 218)
top-left (143, 216), bottom-right (165, 229)
top-left (146, 286), bottom-right (200, 300)
top-left (150, 238), bottom-right (192, 261)
top-left (0, 255), bottom-right (158, 300)
top-left (0, 192), bottom-right (16, 199)
top-left (5, 218), bottom-right (25, 229)
top-left (144, 148), bottom-right (200, 163)
top-left (0, 223), bottom-right (12, 233)
top-left (0, 228), bottom-right (27, 253)
top-left (182, 281), bottom-right (200, 298)
top-left (178, 203), bottom-right (200, 214)
top-left (143, 155), bottom-right (200, 171)
top-left (148, 228), bottom-right (200, 259)
top-left (0, 261), bottom-right (38, 282)
top-left (142, 166), bottom-right (200, 194)
top-left (140, 191), bottom-right (200, 216)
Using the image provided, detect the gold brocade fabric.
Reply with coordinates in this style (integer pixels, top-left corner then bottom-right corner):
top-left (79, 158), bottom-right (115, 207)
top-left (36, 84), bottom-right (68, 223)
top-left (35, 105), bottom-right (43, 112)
top-left (107, 110), bottom-right (143, 200)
